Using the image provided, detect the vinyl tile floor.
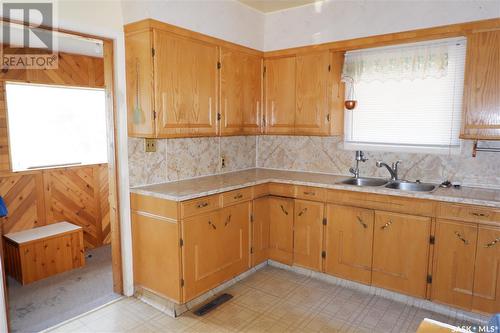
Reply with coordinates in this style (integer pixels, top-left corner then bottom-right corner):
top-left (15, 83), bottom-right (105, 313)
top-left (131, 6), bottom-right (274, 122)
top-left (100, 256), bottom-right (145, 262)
top-left (45, 266), bottom-right (478, 333)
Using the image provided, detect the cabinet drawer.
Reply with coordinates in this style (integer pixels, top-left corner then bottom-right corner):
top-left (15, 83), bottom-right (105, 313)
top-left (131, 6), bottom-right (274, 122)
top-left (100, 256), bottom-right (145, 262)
top-left (294, 185), bottom-right (326, 202)
top-left (436, 203), bottom-right (500, 224)
top-left (180, 195), bottom-right (220, 218)
top-left (221, 188), bottom-right (252, 207)
top-left (268, 183), bottom-right (295, 197)
top-left (327, 190), bottom-right (434, 216)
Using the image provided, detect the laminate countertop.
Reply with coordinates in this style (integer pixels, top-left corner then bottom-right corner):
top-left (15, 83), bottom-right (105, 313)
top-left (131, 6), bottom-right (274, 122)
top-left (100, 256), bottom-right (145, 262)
top-left (130, 168), bottom-right (500, 208)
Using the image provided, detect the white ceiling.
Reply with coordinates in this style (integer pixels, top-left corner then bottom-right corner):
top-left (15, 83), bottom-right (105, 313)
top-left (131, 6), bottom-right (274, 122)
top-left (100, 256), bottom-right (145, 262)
top-left (238, 0), bottom-right (318, 13)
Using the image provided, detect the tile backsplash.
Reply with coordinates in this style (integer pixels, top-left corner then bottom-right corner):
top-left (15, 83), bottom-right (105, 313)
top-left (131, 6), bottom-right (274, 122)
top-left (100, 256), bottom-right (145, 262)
top-left (128, 136), bottom-right (256, 187)
top-left (128, 134), bottom-right (500, 189)
top-left (256, 136), bottom-right (500, 189)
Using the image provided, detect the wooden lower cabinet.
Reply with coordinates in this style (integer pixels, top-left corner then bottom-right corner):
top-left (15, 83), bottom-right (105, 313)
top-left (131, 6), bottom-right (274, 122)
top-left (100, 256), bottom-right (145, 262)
top-left (268, 196), bottom-right (294, 265)
top-left (252, 197), bottom-right (270, 266)
top-left (182, 202), bottom-right (250, 301)
top-left (372, 211), bottom-right (431, 298)
top-left (431, 219), bottom-right (477, 310)
top-left (472, 225), bottom-right (500, 313)
top-left (131, 212), bottom-right (182, 302)
top-left (293, 200), bottom-right (324, 271)
top-left (324, 204), bottom-right (374, 285)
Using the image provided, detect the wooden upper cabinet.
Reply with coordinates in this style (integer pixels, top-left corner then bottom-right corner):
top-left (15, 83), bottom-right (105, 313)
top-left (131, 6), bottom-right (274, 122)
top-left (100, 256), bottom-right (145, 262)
top-left (125, 29), bottom-right (155, 137)
top-left (324, 204), bottom-right (374, 285)
top-left (432, 219), bottom-right (477, 310)
top-left (372, 211), bottom-right (431, 298)
top-left (461, 30), bottom-right (500, 139)
top-left (472, 225), bottom-right (500, 313)
top-left (293, 200), bottom-right (324, 271)
top-left (264, 56), bottom-right (296, 134)
top-left (295, 51), bottom-right (331, 135)
top-left (154, 31), bottom-right (218, 138)
top-left (220, 48), bottom-right (262, 135)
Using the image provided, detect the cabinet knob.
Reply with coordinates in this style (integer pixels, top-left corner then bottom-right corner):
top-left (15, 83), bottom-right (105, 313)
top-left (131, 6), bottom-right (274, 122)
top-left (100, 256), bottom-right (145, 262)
top-left (485, 237), bottom-right (500, 248)
top-left (280, 204), bottom-right (289, 215)
top-left (297, 207), bottom-right (308, 217)
top-left (197, 202), bottom-right (209, 208)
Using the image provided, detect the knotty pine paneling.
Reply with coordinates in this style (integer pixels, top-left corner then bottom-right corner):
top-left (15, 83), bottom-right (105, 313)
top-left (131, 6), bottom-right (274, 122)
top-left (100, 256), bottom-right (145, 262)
top-left (0, 164), bottom-right (109, 249)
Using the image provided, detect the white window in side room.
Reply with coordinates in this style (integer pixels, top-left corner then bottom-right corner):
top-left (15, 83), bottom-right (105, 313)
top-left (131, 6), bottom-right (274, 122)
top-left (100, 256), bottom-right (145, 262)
top-left (5, 82), bottom-right (108, 171)
top-left (342, 37), bottom-right (466, 154)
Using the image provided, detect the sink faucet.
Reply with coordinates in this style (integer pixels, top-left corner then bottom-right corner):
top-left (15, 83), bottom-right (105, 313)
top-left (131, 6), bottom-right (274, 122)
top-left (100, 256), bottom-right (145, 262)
top-left (376, 160), bottom-right (402, 181)
top-left (349, 151), bottom-right (368, 178)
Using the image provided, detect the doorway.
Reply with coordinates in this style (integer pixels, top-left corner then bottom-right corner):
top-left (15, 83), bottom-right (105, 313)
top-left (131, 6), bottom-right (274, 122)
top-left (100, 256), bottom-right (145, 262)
top-left (0, 23), bottom-right (123, 332)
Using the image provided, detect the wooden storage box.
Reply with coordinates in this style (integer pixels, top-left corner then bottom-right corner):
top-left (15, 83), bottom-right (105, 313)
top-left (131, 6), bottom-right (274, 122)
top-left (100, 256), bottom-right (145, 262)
top-left (3, 222), bottom-right (85, 284)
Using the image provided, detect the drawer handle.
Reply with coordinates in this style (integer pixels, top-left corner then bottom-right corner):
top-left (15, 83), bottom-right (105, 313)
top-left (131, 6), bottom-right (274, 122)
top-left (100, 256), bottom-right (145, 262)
top-left (233, 194), bottom-right (243, 200)
top-left (357, 216), bottom-right (367, 229)
top-left (224, 214), bottom-right (232, 226)
top-left (381, 220), bottom-right (392, 230)
top-left (485, 237), bottom-right (500, 248)
top-left (197, 202), bottom-right (209, 208)
top-left (280, 205), bottom-right (289, 215)
top-left (208, 220), bottom-right (217, 230)
top-left (470, 212), bottom-right (489, 218)
top-left (297, 208), bottom-right (308, 217)
top-left (303, 191), bottom-right (315, 196)
top-left (454, 231), bottom-right (469, 245)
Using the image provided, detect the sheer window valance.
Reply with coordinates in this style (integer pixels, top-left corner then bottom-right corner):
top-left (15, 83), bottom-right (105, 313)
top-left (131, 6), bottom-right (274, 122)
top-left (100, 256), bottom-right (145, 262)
top-left (342, 38), bottom-right (465, 83)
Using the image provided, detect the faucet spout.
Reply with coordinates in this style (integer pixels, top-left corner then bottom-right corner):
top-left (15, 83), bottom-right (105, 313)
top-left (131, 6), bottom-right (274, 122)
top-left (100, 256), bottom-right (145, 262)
top-left (376, 160), bottom-right (401, 181)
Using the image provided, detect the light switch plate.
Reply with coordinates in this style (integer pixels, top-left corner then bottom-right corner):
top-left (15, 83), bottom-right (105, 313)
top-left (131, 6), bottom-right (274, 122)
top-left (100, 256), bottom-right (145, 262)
top-left (145, 138), bottom-right (157, 152)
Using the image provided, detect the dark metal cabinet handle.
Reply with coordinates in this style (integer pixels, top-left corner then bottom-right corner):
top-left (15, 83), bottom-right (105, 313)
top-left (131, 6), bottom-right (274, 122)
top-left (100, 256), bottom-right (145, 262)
top-left (297, 208), bottom-right (308, 217)
top-left (280, 205), bottom-right (289, 215)
top-left (208, 220), bottom-right (217, 230)
top-left (381, 220), bottom-right (392, 230)
top-left (197, 202), bottom-right (209, 208)
top-left (485, 237), bottom-right (500, 248)
top-left (233, 193), bottom-right (243, 200)
top-left (356, 216), bottom-right (367, 229)
top-left (470, 212), bottom-right (489, 218)
top-left (454, 231), bottom-right (469, 245)
top-left (224, 214), bottom-right (232, 226)
top-left (303, 191), bottom-right (315, 196)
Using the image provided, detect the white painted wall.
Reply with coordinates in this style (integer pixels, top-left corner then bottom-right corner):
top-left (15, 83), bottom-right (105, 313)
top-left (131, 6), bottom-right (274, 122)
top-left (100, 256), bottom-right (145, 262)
top-left (263, 0), bottom-right (500, 51)
top-left (121, 0), bottom-right (265, 50)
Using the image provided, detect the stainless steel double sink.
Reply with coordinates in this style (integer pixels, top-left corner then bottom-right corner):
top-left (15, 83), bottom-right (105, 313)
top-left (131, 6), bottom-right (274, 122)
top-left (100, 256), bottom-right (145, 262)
top-left (337, 177), bottom-right (437, 192)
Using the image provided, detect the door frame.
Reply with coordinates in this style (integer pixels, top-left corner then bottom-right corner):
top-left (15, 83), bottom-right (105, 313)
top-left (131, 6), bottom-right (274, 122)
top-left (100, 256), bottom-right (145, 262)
top-left (0, 18), bottom-right (124, 331)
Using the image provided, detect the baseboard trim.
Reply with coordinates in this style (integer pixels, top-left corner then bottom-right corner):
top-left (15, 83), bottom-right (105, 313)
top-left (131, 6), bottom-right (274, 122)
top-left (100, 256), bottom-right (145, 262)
top-left (267, 260), bottom-right (490, 325)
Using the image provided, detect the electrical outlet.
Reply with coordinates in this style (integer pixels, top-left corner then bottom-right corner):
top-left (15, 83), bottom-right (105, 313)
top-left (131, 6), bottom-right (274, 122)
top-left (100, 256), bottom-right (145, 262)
top-left (145, 138), bottom-right (157, 152)
top-left (221, 155), bottom-right (226, 169)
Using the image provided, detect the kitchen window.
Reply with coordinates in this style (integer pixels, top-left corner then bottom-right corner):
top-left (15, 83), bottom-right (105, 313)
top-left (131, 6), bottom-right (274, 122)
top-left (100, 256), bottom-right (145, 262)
top-left (5, 82), bottom-right (108, 171)
top-left (342, 37), bottom-right (466, 154)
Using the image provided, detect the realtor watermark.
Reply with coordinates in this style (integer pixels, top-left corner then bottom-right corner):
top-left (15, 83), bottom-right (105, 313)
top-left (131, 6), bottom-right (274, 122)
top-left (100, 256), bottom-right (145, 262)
top-left (1, 1), bottom-right (58, 69)
top-left (455, 325), bottom-right (499, 332)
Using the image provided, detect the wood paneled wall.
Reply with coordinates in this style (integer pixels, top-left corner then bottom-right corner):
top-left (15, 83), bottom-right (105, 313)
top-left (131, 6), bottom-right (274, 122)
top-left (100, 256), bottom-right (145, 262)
top-left (0, 165), bottom-right (109, 249)
top-left (0, 49), bottom-right (109, 249)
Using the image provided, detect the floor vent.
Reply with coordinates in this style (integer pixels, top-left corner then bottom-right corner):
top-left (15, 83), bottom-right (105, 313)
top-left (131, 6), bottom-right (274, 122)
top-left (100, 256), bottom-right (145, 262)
top-left (193, 293), bottom-right (233, 316)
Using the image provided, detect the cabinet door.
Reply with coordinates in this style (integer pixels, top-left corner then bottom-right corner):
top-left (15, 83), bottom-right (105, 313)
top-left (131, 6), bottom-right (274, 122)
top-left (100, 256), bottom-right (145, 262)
top-left (295, 51), bottom-right (330, 135)
top-left (372, 211), bottom-right (431, 298)
top-left (293, 200), bottom-right (324, 271)
top-left (472, 225), bottom-right (500, 313)
top-left (125, 30), bottom-right (155, 137)
top-left (324, 204), bottom-right (374, 285)
top-left (220, 48), bottom-right (262, 135)
top-left (264, 56), bottom-right (296, 134)
top-left (252, 197), bottom-right (270, 266)
top-left (154, 30), bottom-right (218, 138)
top-left (182, 203), bottom-right (250, 301)
top-left (268, 196), bottom-right (294, 265)
top-left (432, 220), bottom-right (477, 310)
top-left (461, 30), bottom-right (500, 139)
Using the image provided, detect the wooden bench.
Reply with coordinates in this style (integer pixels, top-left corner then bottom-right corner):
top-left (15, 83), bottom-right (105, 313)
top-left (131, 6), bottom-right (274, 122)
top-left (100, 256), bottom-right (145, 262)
top-left (3, 222), bottom-right (85, 284)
